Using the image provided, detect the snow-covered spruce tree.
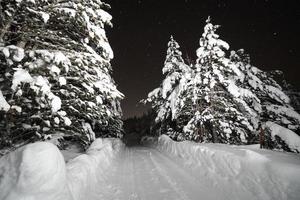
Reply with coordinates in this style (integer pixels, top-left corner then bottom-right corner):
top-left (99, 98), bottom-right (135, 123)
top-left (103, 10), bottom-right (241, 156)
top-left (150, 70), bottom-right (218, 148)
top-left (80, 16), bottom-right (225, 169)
top-left (269, 69), bottom-right (300, 113)
top-left (144, 36), bottom-right (190, 137)
top-left (0, 0), bottom-right (123, 148)
top-left (143, 17), bottom-right (300, 152)
top-left (176, 17), bottom-right (257, 144)
top-left (230, 50), bottom-right (300, 152)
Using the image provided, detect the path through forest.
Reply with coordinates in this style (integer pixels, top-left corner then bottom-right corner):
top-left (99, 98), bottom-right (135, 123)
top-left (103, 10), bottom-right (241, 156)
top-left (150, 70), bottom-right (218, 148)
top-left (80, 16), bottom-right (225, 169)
top-left (97, 146), bottom-right (223, 200)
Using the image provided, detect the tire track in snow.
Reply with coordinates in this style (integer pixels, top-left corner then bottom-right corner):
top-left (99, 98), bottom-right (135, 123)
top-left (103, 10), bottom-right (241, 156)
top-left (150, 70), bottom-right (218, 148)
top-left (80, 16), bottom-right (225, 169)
top-left (135, 148), bottom-right (182, 200)
top-left (148, 150), bottom-right (191, 200)
top-left (97, 146), bottom-right (222, 200)
top-left (132, 149), bottom-right (152, 200)
top-left (149, 148), bottom-right (224, 200)
top-left (128, 148), bottom-right (140, 200)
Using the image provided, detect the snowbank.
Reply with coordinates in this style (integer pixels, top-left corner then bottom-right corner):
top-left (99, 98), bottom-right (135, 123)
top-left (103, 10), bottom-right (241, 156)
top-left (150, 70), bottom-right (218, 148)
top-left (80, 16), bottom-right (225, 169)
top-left (0, 138), bottom-right (124, 200)
top-left (146, 135), bottom-right (300, 200)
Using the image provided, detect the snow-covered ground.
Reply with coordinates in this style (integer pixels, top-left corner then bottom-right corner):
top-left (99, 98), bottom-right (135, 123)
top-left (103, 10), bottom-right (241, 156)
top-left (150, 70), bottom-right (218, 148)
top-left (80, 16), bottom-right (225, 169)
top-left (86, 135), bottom-right (300, 200)
top-left (146, 135), bottom-right (300, 200)
top-left (0, 138), bottom-right (123, 200)
top-left (1, 135), bottom-right (300, 200)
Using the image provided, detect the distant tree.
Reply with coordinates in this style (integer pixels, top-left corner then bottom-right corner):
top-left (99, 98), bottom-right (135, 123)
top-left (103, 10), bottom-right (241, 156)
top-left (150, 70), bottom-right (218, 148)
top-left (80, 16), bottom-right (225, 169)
top-left (0, 0), bottom-right (123, 149)
top-left (123, 110), bottom-right (157, 137)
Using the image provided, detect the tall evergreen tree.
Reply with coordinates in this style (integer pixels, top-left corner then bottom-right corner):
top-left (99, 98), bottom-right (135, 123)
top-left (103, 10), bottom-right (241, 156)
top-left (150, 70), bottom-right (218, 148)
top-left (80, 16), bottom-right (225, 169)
top-left (177, 17), bottom-right (255, 143)
top-left (145, 17), bottom-right (300, 152)
top-left (230, 49), bottom-right (300, 152)
top-left (0, 0), bottom-right (123, 148)
top-left (144, 36), bottom-right (189, 136)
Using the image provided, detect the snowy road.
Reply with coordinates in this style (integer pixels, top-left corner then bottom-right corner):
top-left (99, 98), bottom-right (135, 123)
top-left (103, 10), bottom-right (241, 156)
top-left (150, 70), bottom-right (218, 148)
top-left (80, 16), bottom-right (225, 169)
top-left (2, 136), bottom-right (299, 200)
top-left (97, 146), bottom-right (223, 200)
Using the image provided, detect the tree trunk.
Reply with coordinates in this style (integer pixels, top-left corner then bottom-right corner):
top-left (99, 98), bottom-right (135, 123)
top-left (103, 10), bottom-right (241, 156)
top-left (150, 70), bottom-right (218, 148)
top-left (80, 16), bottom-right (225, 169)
top-left (259, 127), bottom-right (265, 149)
top-left (211, 125), bottom-right (218, 143)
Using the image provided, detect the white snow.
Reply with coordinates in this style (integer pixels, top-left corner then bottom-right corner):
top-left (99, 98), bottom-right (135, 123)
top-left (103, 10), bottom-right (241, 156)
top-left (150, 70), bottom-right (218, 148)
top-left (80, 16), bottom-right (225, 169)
top-left (96, 96), bottom-right (103, 104)
top-left (83, 123), bottom-right (95, 142)
top-left (50, 65), bottom-right (61, 75)
top-left (147, 88), bottom-right (160, 100)
top-left (14, 47), bottom-right (24, 62)
top-left (34, 76), bottom-right (51, 94)
top-left (0, 90), bottom-right (10, 111)
top-left (63, 116), bottom-right (71, 126)
top-left (54, 117), bottom-right (60, 124)
top-left (11, 105), bottom-right (22, 113)
top-left (266, 105), bottom-right (300, 124)
top-left (82, 82), bottom-right (95, 94)
top-left (265, 85), bottom-right (290, 104)
top-left (1, 135), bottom-right (300, 200)
top-left (2, 47), bottom-right (10, 58)
top-left (27, 8), bottom-right (50, 24)
top-left (51, 95), bottom-right (61, 113)
top-left (58, 111), bottom-right (67, 117)
top-left (162, 76), bottom-right (174, 99)
top-left (0, 138), bottom-right (124, 200)
top-left (266, 121), bottom-right (300, 152)
top-left (11, 68), bottom-right (33, 91)
top-left (53, 52), bottom-right (71, 72)
top-left (40, 12), bottom-right (50, 23)
top-left (217, 39), bottom-right (230, 50)
top-left (146, 135), bottom-right (300, 200)
top-left (82, 135), bottom-right (300, 200)
top-left (0, 45), bottom-right (25, 62)
top-left (56, 8), bottom-right (76, 18)
top-left (0, 142), bottom-right (68, 200)
top-left (59, 77), bottom-right (66, 86)
top-left (97, 9), bottom-right (113, 24)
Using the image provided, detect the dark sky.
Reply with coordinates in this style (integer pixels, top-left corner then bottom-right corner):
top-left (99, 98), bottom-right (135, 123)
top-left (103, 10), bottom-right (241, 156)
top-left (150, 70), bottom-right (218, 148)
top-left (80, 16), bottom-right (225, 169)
top-left (107, 0), bottom-right (300, 119)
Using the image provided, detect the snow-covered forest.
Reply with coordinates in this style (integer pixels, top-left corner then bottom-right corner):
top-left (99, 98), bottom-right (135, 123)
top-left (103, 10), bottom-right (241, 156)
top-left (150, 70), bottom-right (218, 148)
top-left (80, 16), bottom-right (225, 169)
top-left (144, 17), bottom-right (300, 153)
top-left (1, 0), bottom-right (300, 200)
top-left (0, 0), bottom-right (123, 152)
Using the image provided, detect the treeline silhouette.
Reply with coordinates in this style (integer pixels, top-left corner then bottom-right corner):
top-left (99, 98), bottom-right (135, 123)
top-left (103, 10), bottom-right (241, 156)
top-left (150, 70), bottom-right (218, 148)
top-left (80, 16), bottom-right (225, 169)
top-left (123, 110), bottom-right (158, 145)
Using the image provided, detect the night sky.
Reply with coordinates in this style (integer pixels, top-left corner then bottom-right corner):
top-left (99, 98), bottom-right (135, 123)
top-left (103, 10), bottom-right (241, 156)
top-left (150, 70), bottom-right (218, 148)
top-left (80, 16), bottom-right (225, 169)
top-left (107, 0), bottom-right (300, 119)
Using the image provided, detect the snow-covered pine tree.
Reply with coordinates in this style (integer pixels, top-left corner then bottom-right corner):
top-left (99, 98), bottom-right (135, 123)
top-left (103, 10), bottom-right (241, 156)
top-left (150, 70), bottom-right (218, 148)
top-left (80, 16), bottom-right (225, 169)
top-left (177, 17), bottom-right (256, 144)
top-left (143, 17), bottom-right (300, 152)
top-left (144, 36), bottom-right (189, 137)
top-left (0, 0), bottom-right (123, 149)
top-left (230, 50), bottom-right (300, 152)
top-left (269, 69), bottom-right (300, 113)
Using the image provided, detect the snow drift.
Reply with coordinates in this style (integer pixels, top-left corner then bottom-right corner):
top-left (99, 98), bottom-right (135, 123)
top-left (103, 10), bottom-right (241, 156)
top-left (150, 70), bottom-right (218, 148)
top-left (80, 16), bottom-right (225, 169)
top-left (0, 138), bottom-right (124, 200)
top-left (145, 135), bottom-right (300, 200)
